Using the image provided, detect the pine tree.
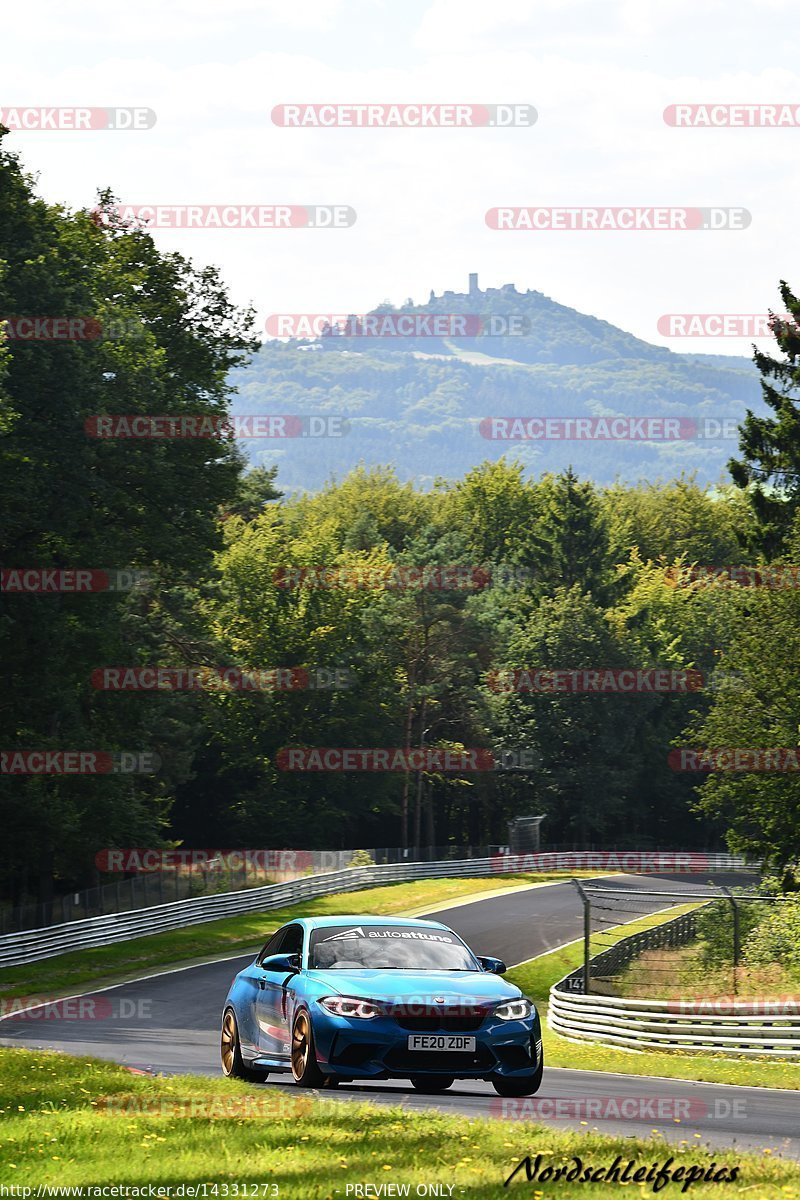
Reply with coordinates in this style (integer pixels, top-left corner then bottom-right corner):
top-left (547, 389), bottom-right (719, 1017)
top-left (729, 281), bottom-right (800, 555)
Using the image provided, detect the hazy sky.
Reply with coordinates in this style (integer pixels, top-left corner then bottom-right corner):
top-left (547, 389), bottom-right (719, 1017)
top-left (4, 0), bottom-right (799, 355)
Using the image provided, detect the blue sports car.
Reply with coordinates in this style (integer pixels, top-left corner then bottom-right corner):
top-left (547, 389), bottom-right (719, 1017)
top-left (220, 914), bottom-right (543, 1095)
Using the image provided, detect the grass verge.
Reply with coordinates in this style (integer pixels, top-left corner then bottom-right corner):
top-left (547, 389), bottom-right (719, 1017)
top-left (1, 1048), bottom-right (798, 1196)
top-left (617, 945), bottom-right (800, 1000)
top-left (0, 873), bottom-right (591, 1002)
top-left (506, 909), bottom-right (800, 1091)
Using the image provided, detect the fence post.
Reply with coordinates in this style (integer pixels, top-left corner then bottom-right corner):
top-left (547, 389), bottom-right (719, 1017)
top-left (732, 898), bottom-right (740, 995)
top-left (572, 878), bottom-right (591, 995)
top-left (721, 887), bottom-right (740, 996)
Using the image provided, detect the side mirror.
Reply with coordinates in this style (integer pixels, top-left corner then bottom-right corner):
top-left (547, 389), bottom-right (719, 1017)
top-left (478, 955), bottom-right (507, 975)
top-left (261, 953), bottom-right (301, 975)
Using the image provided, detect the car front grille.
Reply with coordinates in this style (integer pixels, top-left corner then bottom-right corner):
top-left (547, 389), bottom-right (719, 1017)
top-left (387, 1006), bottom-right (488, 1033)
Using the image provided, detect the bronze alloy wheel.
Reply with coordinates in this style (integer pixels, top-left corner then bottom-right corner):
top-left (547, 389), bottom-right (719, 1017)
top-left (220, 1007), bottom-right (269, 1082)
top-left (290, 1010), bottom-right (326, 1086)
top-left (221, 1009), bottom-right (238, 1076)
top-left (291, 1010), bottom-right (311, 1077)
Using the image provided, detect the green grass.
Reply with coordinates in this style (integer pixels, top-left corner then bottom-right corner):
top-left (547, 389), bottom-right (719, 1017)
top-left (0, 873), bottom-right (591, 1002)
top-left (506, 909), bottom-right (800, 1091)
top-left (1, 1048), bottom-right (798, 1196)
top-left (617, 945), bottom-right (800, 1000)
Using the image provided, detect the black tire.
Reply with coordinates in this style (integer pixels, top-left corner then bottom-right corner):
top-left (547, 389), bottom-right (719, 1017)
top-left (491, 1062), bottom-right (543, 1097)
top-left (220, 1008), bottom-right (269, 1082)
top-left (290, 1009), bottom-right (327, 1087)
top-left (410, 1075), bottom-right (455, 1093)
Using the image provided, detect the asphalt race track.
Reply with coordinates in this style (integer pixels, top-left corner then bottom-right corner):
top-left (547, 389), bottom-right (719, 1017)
top-left (2, 871), bottom-right (797, 1160)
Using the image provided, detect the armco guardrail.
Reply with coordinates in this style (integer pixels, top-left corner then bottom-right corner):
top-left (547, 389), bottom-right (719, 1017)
top-left (4, 845), bottom-right (740, 934)
top-left (549, 908), bottom-right (800, 1060)
top-left (0, 851), bottom-right (749, 971)
top-left (548, 990), bottom-right (800, 1059)
top-left (0, 858), bottom-right (491, 969)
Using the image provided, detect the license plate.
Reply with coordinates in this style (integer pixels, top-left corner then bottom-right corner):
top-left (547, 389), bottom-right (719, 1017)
top-left (407, 1034), bottom-right (476, 1051)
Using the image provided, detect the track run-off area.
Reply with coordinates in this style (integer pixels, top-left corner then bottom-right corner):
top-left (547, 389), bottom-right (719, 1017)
top-left (2, 871), bottom-right (797, 1160)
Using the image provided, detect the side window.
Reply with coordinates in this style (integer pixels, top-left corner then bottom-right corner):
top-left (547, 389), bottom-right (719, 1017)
top-left (258, 926), bottom-right (288, 964)
top-left (258, 923), bottom-right (304, 965)
top-left (280, 924), bottom-right (304, 959)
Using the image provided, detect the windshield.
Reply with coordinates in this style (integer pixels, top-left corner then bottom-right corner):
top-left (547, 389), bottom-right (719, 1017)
top-left (308, 924), bottom-right (478, 970)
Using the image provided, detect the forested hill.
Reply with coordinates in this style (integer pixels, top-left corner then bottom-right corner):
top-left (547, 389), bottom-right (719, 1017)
top-left (231, 278), bottom-right (762, 491)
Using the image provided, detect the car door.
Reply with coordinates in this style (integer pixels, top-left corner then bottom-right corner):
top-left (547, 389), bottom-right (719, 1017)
top-left (254, 922), bottom-right (304, 1059)
top-left (233, 926), bottom-right (287, 1057)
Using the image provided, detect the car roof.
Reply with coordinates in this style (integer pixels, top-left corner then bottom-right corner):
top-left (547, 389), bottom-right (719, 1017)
top-left (292, 915), bottom-right (451, 931)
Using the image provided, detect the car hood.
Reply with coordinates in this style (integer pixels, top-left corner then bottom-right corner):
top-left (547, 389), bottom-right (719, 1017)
top-left (308, 969), bottom-right (524, 1006)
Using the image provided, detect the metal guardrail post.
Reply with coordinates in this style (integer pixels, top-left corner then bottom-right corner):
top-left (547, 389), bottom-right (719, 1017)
top-left (572, 878), bottom-right (591, 995)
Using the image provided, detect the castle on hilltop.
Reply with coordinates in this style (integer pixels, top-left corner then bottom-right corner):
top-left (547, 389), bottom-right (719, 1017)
top-left (428, 274), bottom-right (520, 303)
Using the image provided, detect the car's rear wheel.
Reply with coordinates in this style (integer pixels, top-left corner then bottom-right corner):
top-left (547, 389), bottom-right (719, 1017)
top-left (491, 1062), bottom-right (543, 1097)
top-left (410, 1075), bottom-right (455, 1092)
top-left (220, 1008), bottom-right (269, 1082)
top-left (291, 1010), bottom-right (327, 1087)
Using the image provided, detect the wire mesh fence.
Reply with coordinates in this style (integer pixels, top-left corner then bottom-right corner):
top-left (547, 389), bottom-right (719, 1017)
top-left (567, 879), bottom-right (794, 1000)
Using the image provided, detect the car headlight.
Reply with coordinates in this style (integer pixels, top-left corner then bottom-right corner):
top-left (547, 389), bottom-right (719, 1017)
top-left (494, 998), bottom-right (533, 1021)
top-left (319, 996), bottom-right (380, 1019)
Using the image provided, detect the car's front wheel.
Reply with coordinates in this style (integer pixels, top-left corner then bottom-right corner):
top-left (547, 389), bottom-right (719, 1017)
top-left (410, 1075), bottom-right (455, 1092)
top-left (491, 1062), bottom-right (543, 1097)
top-left (220, 1008), bottom-right (269, 1082)
top-left (291, 1010), bottom-right (327, 1087)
